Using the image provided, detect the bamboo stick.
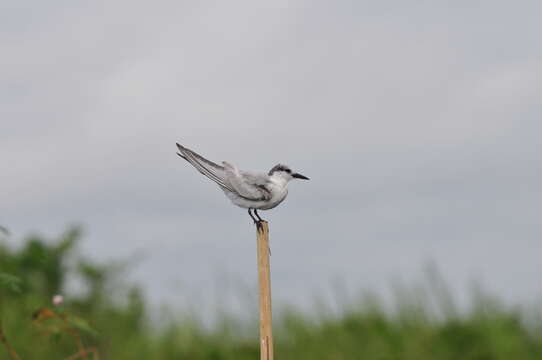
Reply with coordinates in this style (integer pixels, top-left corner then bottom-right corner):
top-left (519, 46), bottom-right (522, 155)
top-left (256, 221), bottom-right (273, 360)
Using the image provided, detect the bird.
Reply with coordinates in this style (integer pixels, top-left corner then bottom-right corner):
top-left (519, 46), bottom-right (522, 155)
top-left (175, 143), bottom-right (309, 228)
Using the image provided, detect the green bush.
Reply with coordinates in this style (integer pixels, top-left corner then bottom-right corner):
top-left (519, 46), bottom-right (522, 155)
top-left (1, 227), bottom-right (541, 359)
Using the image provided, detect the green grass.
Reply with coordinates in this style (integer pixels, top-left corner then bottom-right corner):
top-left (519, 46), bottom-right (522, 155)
top-left (1, 227), bottom-right (541, 359)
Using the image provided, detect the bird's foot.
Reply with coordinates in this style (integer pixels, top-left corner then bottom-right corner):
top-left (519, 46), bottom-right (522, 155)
top-left (255, 220), bottom-right (266, 233)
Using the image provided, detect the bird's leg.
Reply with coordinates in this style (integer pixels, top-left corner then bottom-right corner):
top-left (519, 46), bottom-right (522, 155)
top-left (254, 209), bottom-right (266, 233)
top-left (254, 209), bottom-right (265, 222)
top-left (248, 208), bottom-right (258, 224)
top-left (248, 209), bottom-right (264, 232)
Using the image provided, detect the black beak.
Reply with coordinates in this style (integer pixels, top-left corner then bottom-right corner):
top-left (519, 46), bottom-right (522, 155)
top-left (292, 172), bottom-right (309, 180)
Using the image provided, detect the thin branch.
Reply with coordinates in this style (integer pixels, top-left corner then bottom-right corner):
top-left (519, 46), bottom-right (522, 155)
top-left (0, 321), bottom-right (23, 360)
top-left (57, 313), bottom-right (88, 360)
top-left (64, 347), bottom-right (99, 360)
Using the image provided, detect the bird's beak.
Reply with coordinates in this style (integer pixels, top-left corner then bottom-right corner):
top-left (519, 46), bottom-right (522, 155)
top-left (292, 172), bottom-right (309, 180)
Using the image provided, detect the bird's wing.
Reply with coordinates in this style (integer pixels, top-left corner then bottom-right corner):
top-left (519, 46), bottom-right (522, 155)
top-left (176, 143), bottom-right (268, 201)
top-left (240, 172), bottom-right (269, 186)
top-left (223, 162), bottom-right (272, 201)
top-left (176, 143), bottom-right (235, 193)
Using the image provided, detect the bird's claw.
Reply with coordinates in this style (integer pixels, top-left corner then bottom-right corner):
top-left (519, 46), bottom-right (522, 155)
top-left (255, 220), bottom-right (265, 233)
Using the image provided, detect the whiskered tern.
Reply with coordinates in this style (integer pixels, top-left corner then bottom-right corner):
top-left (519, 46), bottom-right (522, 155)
top-left (176, 143), bottom-right (309, 227)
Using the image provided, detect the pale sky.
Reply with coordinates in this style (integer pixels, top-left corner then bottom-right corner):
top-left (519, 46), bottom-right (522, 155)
top-left (2, 1), bottom-right (542, 315)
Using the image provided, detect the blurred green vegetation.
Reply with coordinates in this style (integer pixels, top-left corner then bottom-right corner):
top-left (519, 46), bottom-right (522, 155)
top-left (1, 226), bottom-right (542, 359)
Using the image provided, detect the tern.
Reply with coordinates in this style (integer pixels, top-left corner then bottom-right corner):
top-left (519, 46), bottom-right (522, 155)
top-left (176, 143), bottom-right (309, 228)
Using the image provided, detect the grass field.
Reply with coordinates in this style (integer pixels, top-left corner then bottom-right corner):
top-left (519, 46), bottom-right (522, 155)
top-left (1, 228), bottom-right (541, 359)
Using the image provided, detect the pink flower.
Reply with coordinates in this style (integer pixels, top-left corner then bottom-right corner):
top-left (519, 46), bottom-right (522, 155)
top-left (52, 295), bottom-right (64, 306)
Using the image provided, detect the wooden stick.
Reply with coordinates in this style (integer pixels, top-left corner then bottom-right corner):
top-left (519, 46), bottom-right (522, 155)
top-left (256, 221), bottom-right (273, 360)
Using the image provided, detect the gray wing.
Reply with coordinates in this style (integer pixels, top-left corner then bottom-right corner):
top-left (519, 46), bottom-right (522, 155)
top-left (222, 162), bottom-right (272, 201)
top-left (241, 172), bottom-right (272, 200)
top-left (176, 143), bottom-right (268, 201)
top-left (176, 143), bottom-right (234, 192)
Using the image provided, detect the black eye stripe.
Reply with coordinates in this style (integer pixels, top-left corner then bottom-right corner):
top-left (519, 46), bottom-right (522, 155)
top-left (268, 164), bottom-right (292, 175)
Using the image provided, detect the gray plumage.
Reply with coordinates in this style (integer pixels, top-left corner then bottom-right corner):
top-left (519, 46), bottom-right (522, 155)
top-left (176, 143), bottom-right (309, 220)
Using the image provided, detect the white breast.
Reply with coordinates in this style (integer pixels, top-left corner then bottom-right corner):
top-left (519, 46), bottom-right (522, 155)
top-left (259, 187), bottom-right (288, 210)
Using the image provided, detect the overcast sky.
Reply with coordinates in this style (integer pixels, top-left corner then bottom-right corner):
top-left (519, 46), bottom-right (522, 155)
top-left (2, 1), bottom-right (542, 315)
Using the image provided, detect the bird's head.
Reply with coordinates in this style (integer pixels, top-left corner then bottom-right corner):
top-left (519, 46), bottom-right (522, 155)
top-left (268, 164), bottom-right (309, 182)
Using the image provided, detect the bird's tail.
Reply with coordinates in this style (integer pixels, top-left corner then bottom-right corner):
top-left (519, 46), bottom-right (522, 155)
top-left (175, 143), bottom-right (232, 191)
